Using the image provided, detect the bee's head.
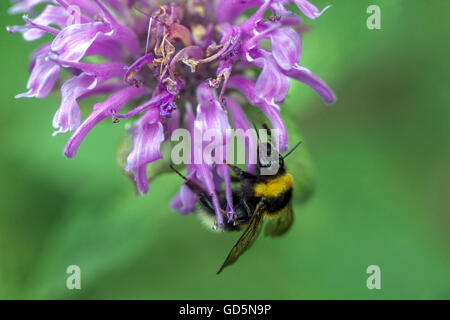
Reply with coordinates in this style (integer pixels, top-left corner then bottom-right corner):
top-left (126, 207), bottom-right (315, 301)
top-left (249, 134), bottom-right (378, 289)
top-left (257, 140), bottom-right (302, 176)
top-left (254, 123), bottom-right (302, 176)
top-left (257, 141), bottom-right (285, 176)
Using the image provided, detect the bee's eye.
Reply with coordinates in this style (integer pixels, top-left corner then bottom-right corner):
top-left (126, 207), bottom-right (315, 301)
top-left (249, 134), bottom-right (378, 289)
top-left (279, 156), bottom-right (284, 167)
top-left (260, 161), bottom-right (271, 168)
top-left (259, 156), bottom-right (271, 167)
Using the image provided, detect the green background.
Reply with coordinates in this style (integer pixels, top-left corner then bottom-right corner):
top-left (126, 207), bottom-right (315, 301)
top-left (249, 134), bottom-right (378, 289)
top-left (0, 0), bottom-right (449, 299)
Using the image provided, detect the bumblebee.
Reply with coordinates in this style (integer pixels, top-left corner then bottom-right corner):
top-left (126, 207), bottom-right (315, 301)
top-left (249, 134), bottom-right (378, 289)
top-left (170, 130), bottom-right (302, 274)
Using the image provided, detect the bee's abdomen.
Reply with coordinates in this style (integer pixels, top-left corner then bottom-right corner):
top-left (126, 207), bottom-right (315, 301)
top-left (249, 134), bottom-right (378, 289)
top-left (264, 188), bottom-right (292, 215)
top-left (253, 173), bottom-right (293, 198)
top-left (252, 172), bottom-right (293, 215)
top-left (197, 191), bottom-right (254, 232)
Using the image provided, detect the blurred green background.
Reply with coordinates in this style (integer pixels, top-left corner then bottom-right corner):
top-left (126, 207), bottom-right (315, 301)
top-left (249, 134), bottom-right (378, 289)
top-left (0, 0), bottom-right (449, 299)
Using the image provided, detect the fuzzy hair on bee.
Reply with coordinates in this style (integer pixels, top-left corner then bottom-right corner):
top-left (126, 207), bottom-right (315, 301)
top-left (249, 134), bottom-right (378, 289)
top-left (170, 129), bottom-right (302, 274)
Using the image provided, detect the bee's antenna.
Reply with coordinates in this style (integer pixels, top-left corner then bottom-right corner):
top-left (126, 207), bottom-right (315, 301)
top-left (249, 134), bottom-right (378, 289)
top-left (251, 121), bottom-right (260, 142)
top-left (282, 141), bottom-right (302, 159)
top-left (169, 164), bottom-right (209, 196)
top-left (169, 164), bottom-right (187, 180)
top-left (262, 123), bottom-right (271, 136)
top-left (262, 123), bottom-right (272, 143)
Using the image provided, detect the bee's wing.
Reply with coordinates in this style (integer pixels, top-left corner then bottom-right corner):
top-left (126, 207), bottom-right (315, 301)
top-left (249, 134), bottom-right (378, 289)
top-left (217, 201), bottom-right (266, 274)
top-left (264, 202), bottom-right (294, 237)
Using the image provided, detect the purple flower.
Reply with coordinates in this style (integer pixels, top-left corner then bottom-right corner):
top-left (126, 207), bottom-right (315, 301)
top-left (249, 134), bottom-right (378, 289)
top-left (271, 27), bottom-right (302, 71)
top-left (125, 106), bottom-right (165, 194)
top-left (216, 0), bottom-right (331, 23)
top-left (8, 0), bottom-right (335, 228)
top-left (293, 0), bottom-right (331, 20)
top-left (14, 44), bottom-right (60, 99)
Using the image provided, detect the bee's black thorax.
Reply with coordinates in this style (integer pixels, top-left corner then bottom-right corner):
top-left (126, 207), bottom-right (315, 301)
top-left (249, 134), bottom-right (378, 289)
top-left (195, 142), bottom-right (295, 231)
top-left (203, 164), bottom-right (293, 231)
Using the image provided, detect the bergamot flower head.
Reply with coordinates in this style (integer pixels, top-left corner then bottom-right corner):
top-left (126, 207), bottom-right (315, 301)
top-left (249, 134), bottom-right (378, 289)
top-left (8, 0), bottom-right (335, 228)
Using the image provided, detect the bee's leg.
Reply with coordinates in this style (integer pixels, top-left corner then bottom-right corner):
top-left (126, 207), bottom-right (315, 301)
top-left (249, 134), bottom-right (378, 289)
top-left (230, 176), bottom-right (241, 183)
top-left (170, 165), bottom-right (224, 216)
top-left (262, 122), bottom-right (271, 137)
top-left (170, 165), bottom-right (206, 195)
top-left (224, 161), bottom-right (256, 179)
top-left (241, 198), bottom-right (254, 219)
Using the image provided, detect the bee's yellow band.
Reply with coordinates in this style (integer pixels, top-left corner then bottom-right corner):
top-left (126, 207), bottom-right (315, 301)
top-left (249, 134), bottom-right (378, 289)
top-left (253, 173), bottom-right (293, 198)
